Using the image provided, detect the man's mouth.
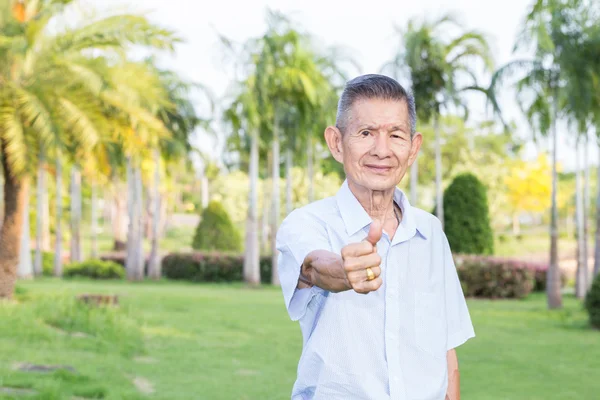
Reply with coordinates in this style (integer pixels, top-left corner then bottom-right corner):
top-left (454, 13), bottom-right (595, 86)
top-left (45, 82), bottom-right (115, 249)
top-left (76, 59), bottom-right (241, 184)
top-left (365, 164), bottom-right (393, 173)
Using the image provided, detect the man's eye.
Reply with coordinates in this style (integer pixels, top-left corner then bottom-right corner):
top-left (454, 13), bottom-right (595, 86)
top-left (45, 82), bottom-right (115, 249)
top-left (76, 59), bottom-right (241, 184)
top-left (391, 134), bottom-right (402, 139)
top-left (360, 131), bottom-right (370, 137)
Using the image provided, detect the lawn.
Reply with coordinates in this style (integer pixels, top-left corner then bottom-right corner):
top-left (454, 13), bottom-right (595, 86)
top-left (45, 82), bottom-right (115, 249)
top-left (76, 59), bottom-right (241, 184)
top-left (1, 279), bottom-right (598, 399)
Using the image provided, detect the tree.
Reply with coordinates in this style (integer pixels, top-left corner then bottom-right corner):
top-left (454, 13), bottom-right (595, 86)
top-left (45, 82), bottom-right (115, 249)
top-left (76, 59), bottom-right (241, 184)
top-left (192, 201), bottom-right (241, 252)
top-left (0, 0), bottom-right (177, 298)
top-left (504, 154), bottom-right (552, 234)
top-left (222, 10), bottom-right (331, 285)
top-left (384, 14), bottom-right (494, 217)
top-left (487, 0), bottom-right (585, 309)
top-left (443, 173), bottom-right (494, 255)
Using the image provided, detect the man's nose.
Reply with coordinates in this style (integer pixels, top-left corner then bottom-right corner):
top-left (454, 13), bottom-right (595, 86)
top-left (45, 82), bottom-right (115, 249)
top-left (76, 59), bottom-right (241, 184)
top-left (371, 133), bottom-right (392, 158)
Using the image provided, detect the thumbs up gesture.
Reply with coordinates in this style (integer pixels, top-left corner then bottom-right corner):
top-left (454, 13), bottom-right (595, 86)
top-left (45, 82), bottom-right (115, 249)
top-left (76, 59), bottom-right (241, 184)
top-left (340, 220), bottom-right (383, 294)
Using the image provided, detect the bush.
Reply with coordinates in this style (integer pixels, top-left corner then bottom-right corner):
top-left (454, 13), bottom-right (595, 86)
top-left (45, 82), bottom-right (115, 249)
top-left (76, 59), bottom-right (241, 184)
top-left (585, 273), bottom-right (600, 329)
top-left (192, 201), bottom-right (241, 252)
top-left (31, 251), bottom-right (55, 276)
top-left (99, 252), bottom-right (149, 274)
top-left (64, 260), bottom-right (125, 280)
top-left (162, 252), bottom-right (272, 284)
top-left (444, 173), bottom-right (494, 255)
top-left (530, 264), bottom-right (568, 292)
top-left (454, 255), bottom-right (535, 299)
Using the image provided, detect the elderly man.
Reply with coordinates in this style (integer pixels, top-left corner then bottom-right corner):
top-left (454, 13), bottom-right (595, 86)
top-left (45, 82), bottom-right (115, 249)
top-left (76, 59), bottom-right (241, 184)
top-left (276, 74), bottom-right (475, 400)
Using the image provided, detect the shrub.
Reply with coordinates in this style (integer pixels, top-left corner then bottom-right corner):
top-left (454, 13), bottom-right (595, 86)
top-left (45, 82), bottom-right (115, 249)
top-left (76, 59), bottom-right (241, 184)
top-left (31, 251), bottom-right (55, 276)
top-left (162, 252), bottom-right (272, 284)
top-left (585, 273), bottom-right (600, 329)
top-left (64, 260), bottom-right (125, 280)
top-left (444, 173), bottom-right (494, 255)
top-left (454, 255), bottom-right (535, 299)
top-left (192, 201), bottom-right (241, 252)
top-left (99, 252), bottom-right (149, 274)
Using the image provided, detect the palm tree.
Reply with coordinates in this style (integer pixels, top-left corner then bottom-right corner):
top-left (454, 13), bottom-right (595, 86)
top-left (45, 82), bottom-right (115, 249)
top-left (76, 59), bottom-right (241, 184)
top-left (488, 0), bottom-right (600, 307)
top-left (384, 14), bottom-right (493, 223)
top-left (0, 0), bottom-right (177, 298)
top-left (223, 83), bottom-right (262, 285)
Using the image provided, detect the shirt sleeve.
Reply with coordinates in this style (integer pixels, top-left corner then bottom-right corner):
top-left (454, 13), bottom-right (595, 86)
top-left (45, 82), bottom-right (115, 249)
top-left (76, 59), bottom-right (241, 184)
top-left (441, 229), bottom-right (476, 350)
top-left (276, 210), bottom-right (330, 321)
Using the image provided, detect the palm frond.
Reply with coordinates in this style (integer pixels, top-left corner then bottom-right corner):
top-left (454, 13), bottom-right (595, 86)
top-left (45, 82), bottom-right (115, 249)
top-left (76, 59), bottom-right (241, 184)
top-left (0, 106), bottom-right (27, 177)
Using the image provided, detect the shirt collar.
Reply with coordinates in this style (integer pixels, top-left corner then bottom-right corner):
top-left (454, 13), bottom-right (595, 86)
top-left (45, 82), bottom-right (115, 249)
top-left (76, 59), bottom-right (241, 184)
top-left (335, 179), bottom-right (427, 243)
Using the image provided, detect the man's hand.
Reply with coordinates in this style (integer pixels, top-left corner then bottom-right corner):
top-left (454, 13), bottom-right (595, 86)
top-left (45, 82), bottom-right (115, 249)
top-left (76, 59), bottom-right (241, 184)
top-left (300, 220), bottom-right (383, 294)
top-left (341, 220), bottom-right (383, 294)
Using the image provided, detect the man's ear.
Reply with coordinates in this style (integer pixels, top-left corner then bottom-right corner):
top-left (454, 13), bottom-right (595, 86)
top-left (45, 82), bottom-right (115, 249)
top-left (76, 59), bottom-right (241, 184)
top-left (408, 132), bottom-right (423, 166)
top-left (324, 126), bottom-right (344, 163)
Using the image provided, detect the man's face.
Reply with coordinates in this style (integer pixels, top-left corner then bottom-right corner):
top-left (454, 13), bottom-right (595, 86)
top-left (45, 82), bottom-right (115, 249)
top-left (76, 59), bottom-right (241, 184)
top-left (326, 98), bottom-right (422, 192)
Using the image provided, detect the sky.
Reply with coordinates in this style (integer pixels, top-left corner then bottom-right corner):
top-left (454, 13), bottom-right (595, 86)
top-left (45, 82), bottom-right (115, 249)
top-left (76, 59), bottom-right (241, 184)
top-left (87, 0), bottom-right (597, 172)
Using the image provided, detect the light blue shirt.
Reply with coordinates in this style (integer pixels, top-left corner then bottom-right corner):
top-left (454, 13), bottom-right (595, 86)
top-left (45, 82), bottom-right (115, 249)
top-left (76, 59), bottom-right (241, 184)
top-left (276, 180), bottom-right (475, 400)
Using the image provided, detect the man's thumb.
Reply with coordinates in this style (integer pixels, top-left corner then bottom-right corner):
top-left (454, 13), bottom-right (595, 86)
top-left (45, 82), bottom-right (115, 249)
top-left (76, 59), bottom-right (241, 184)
top-left (366, 219), bottom-right (383, 247)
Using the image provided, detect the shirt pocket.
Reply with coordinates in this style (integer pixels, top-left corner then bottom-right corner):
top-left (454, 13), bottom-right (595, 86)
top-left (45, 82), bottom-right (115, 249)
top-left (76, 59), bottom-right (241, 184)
top-left (414, 291), bottom-right (447, 359)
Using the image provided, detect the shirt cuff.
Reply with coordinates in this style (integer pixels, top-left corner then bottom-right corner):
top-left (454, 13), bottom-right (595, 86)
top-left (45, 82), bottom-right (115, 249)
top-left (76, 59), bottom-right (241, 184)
top-left (288, 286), bottom-right (325, 321)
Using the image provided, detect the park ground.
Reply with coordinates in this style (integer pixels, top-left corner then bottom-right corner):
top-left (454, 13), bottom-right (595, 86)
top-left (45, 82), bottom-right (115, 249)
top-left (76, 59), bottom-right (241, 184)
top-left (1, 279), bottom-right (599, 400)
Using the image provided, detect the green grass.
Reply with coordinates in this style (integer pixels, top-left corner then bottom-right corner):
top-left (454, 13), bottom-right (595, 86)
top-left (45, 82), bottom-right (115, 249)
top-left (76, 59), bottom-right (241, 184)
top-left (1, 280), bottom-right (599, 399)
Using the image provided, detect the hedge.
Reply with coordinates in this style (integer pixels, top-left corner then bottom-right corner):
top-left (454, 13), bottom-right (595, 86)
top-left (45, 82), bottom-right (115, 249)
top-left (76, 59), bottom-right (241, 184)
top-left (161, 252), bottom-right (273, 284)
top-left (64, 259), bottom-right (125, 280)
top-left (454, 255), bottom-right (534, 299)
top-left (96, 250), bottom-right (565, 298)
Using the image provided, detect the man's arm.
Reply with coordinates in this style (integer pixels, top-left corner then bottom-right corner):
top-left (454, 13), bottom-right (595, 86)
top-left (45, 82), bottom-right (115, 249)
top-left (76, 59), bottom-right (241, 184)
top-left (445, 349), bottom-right (460, 400)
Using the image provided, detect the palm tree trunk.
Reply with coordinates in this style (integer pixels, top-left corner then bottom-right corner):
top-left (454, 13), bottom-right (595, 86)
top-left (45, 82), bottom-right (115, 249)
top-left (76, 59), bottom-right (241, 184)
top-left (583, 136), bottom-right (590, 288)
top-left (126, 157), bottom-right (136, 279)
top-left (594, 142), bottom-right (600, 277)
top-left (112, 176), bottom-right (127, 251)
top-left (70, 166), bottom-right (82, 263)
top-left (547, 97), bottom-right (562, 309)
top-left (286, 148), bottom-right (293, 215)
top-left (34, 151), bottom-right (45, 276)
top-left (18, 190), bottom-right (33, 279)
top-left (261, 154), bottom-right (270, 254)
top-left (307, 138), bottom-right (314, 203)
top-left (0, 172), bottom-right (4, 229)
top-left (244, 131), bottom-right (261, 285)
top-left (126, 158), bottom-right (143, 280)
top-left (271, 110), bottom-right (281, 286)
top-left (41, 160), bottom-right (50, 252)
top-left (0, 141), bottom-right (30, 298)
top-left (410, 156), bottom-right (418, 206)
top-left (148, 149), bottom-right (161, 279)
top-left (91, 178), bottom-right (98, 259)
top-left (435, 116), bottom-right (444, 227)
top-left (54, 153), bottom-right (63, 277)
top-left (135, 166), bottom-right (144, 279)
top-left (575, 139), bottom-right (586, 299)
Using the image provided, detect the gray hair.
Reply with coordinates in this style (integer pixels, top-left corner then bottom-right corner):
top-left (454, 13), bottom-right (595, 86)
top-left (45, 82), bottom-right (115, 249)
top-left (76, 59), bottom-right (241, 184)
top-left (335, 74), bottom-right (417, 136)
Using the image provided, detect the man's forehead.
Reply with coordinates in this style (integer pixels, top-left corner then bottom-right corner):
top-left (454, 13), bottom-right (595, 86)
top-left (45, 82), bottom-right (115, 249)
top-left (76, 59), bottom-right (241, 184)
top-left (348, 99), bottom-right (410, 125)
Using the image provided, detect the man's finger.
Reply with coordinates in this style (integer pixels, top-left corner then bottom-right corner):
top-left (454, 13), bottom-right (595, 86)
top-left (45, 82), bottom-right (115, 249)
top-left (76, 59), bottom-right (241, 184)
top-left (365, 219), bottom-right (383, 246)
top-left (347, 265), bottom-right (381, 284)
top-left (341, 241), bottom-right (374, 259)
top-left (353, 277), bottom-right (383, 294)
top-left (343, 252), bottom-right (381, 273)
top-left (343, 253), bottom-right (381, 274)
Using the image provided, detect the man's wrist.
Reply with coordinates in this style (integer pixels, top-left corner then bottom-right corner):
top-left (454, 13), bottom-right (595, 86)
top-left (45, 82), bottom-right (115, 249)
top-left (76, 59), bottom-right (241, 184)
top-left (297, 262), bottom-right (314, 289)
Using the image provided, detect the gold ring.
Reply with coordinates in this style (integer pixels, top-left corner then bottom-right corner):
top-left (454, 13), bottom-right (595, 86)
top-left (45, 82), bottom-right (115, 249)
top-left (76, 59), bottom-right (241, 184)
top-left (366, 267), bottom-right (375, 281)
